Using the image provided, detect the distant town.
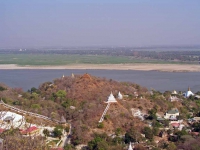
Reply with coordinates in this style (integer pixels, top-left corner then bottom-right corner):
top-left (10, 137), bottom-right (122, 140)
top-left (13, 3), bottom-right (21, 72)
top-left (0, 46), bottom-right (200, 64)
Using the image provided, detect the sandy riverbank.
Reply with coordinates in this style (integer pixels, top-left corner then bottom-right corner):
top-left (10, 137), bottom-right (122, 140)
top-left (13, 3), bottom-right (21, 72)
top-left (0, 64), bottom-right (200, 72)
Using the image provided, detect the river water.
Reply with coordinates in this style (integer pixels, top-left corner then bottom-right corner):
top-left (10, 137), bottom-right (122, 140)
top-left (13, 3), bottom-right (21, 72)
top-left (0, 69), bottom-right (200, 93)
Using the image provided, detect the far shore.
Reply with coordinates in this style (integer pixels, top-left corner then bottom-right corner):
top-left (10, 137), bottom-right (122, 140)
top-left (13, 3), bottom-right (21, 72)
top-left (0, 64), bottom-right (200, 72)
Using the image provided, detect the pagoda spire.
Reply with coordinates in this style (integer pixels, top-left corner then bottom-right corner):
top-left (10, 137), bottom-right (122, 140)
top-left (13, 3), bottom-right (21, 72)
top-left (188, 86), bottom-right (191, 91)
top-left (106, 92), bottom-right (117, 103)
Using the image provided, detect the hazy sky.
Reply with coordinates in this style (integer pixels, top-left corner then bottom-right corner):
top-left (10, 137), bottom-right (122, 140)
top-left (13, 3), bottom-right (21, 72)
top-left (1, 0), bottom-right (200, 48)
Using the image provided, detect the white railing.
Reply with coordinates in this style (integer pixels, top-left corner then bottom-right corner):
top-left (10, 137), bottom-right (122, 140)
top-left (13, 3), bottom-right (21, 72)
top-left (0, 100), bottom-right (60, 124)
top-left (99, 103), bottom-right (110, 123)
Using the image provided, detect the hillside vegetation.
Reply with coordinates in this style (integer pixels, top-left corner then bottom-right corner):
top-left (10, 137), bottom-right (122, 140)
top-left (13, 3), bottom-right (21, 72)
top-left (1, 74), bottom-right (200, 149)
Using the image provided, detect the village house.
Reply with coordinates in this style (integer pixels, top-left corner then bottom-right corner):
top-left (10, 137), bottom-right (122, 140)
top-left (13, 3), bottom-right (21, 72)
top-left (164, 108), bottom-right (179, 120)
top-left (21, 126), bottom-right (40, 136)
top-left (193, 117), bottom-right (200, 122)
top-left (169, 95), bottom-right (180, 102)
top-left (131, 108), bottom-right (145, 121)
top-left (0, 128), bottom-right (4, 134)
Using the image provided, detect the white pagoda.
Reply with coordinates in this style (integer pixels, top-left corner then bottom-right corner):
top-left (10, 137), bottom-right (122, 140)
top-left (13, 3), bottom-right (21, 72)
top-left (118, 91), bottom-right (123, 100)
top-left (184, 87), bottom-right (194, 98)
top-left (105, 92), bottom-right (117, 103)
top-left (128, 143), bottom-right (133, 150)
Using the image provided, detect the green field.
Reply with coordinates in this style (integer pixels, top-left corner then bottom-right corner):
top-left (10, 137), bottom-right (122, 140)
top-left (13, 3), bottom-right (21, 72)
top-left (0, 54), bottom-right (195, 66)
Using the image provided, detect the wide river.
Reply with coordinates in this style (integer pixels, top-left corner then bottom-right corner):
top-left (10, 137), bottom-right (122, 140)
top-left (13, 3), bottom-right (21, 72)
top-left (0, 69), bottom-right (200, 93)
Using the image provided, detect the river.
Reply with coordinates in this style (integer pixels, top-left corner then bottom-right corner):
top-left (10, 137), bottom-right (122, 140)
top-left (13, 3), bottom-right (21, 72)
top-left (0, 69), bottom-right (199, 93)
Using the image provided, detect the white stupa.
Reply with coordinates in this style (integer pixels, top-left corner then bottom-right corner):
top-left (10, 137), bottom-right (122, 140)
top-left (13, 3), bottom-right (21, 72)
top-left (128, 143), bottom-right (133, 150)
top-left (172, 90), bottom-right (177, 95)
top-left (184, 87), bottom-right (194, 98)
top-left (118, 91), bottom-right (123, 100)
top-left (106, 92), bottom-right (117, 103)
top-left (71, 73), bottom-right (75, 78)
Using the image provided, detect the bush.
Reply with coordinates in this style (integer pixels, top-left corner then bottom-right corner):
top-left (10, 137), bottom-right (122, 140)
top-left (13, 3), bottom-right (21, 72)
top-left (143, 127), bottom-right (154, 141)
top-left (97, 122), bottom-right (104, 129)
top-left (0, 86), bottom-right (6, 91)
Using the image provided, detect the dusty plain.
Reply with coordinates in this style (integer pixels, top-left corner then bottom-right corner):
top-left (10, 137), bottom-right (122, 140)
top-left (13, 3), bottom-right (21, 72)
top-left (0, 63), bottom-right (200, 72)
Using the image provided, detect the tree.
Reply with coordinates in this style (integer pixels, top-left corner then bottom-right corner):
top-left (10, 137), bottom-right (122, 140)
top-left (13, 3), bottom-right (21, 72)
top-left (167, 142), bottom-right (176, 150)
top-left (152, 127), bottom-right (159, 136)
top-left (125, 127), bottom-right (141, 143)
top-left (97, 122), bottom-right (104, 129)
top-left (115, 128), bottom-right (121, 136)
top-left (143, 127), bottom-right (154, 141)
top-left (56, 90), bottom-right (66, 99)
top-left (64, 144), bottom-right (75, 150)
top-left (53, 127), bottom-right (63, 139)
top-left (31, 87), bottom-right (40, 94)
top-left (147, 108), bottom-right (157, 120)
top-left (43, 129), bottom-right (49, 137)
top-left (88, 134), bottom-right (110, 150)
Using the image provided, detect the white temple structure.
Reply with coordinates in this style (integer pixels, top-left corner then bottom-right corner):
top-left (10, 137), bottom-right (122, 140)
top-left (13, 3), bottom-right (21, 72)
top-left (105, 92), bottom-right (117, 103)
top-left (172, 90), bottom-right (177, 95)
top-left (71, 73), bottom-right (75, 78)
top-left (183, 87), bottom-right (194, 98)
top-left (118, 91), bottom-right (123, 100)
top-left (128, 143), bottom-right (133, 150)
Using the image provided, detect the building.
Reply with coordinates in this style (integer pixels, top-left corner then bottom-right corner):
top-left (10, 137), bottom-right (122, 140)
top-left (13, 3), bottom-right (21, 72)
top-left (0, 138), bottom-right (3, 150)
top-left (118, 91), bottom-right (123, 100)
top-left (3, 116), bottom-right (14, 123)
top-left (171, 90), bottom-right (177, 95)
top-left (183, 87), bottom-right (194, 98)
top-left (0, 128), bottom-right (4, 134)
top-left (164, 108), bottom-right (179, 120)
top-left (128, 143), bottom-right (133, 150)
top-left (169, 96), bottom-right (179, 102)
top-left (60, 115), bottom-right (67, 124)
top-left (193, 117), bottom-right (200, 122)
top-left (105, 92), bottom-right (117, 103)
top-left (21, 126), bottom-right (40, 135)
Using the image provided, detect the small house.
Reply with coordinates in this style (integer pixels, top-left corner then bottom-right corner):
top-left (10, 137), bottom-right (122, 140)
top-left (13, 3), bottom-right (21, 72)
top-left (164, 108), bottom-right (179, 120)
top-left (21, 126), bottom-right (40, 135)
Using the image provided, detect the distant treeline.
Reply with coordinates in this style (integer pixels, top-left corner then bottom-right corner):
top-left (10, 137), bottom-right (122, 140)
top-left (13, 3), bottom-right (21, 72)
top-left (0, 47), bottom-right (200, 62)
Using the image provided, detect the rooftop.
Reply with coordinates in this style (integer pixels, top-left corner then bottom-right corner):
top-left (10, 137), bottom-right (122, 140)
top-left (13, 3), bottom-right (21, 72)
top-left (167, 108), bottom-right (179, 114)
top-left (21, 126), bottom-right (38, 134)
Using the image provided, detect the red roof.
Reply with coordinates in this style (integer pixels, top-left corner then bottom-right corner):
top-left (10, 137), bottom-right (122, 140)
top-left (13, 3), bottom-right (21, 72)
top-left (0, 128), bottom-right (4, 133)
top-left (21, 126), bottom-right (38, 134)
top-left (191, 132), bottom-right (199, 136)
top-left (171, 123), bottom-right (180, 127)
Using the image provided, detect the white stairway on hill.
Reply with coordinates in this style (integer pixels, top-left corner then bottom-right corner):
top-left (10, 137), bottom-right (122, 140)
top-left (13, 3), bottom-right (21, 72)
top-left (99, 103), bottom-right (110, 123)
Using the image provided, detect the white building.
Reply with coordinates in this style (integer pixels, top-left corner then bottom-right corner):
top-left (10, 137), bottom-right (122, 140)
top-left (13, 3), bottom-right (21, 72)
top-left (171, 90), bottom-right (177, 95)
top-left (128, 142), bottom-right (133, 150)
top-left (164, 108), bottom-right (179, 120)
top-left (131, 108), bottom-right (145, 121)
top-left (169, 96), bottom-right (179, 102)
top-left (183, 87), bottom-right (194, 98)
top-left (105, 92), bottom-right (117, 103)
top-left (118, 91), bottom-right (123, 100)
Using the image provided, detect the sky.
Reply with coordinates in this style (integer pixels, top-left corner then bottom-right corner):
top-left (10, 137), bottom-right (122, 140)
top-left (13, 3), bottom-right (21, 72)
top-left (0, 0), bottom-right (200, 48)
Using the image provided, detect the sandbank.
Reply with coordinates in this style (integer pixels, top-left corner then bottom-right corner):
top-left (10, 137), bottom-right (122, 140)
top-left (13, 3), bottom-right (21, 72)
top-left (0, 64), bottom-right (200, 72)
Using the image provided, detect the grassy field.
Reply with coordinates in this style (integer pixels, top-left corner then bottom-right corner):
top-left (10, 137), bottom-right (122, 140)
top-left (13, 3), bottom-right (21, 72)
top-left (0, 54), bottom-right (195, 66)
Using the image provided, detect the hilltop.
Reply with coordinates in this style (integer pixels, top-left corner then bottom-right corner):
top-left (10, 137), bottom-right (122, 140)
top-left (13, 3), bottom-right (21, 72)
top-left (1, 73), bottom-right (200, 149)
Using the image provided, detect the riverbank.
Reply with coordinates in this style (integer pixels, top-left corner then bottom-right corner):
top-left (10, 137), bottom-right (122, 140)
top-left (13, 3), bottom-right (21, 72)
top-left (0, 64), bottom-right (200, 72)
